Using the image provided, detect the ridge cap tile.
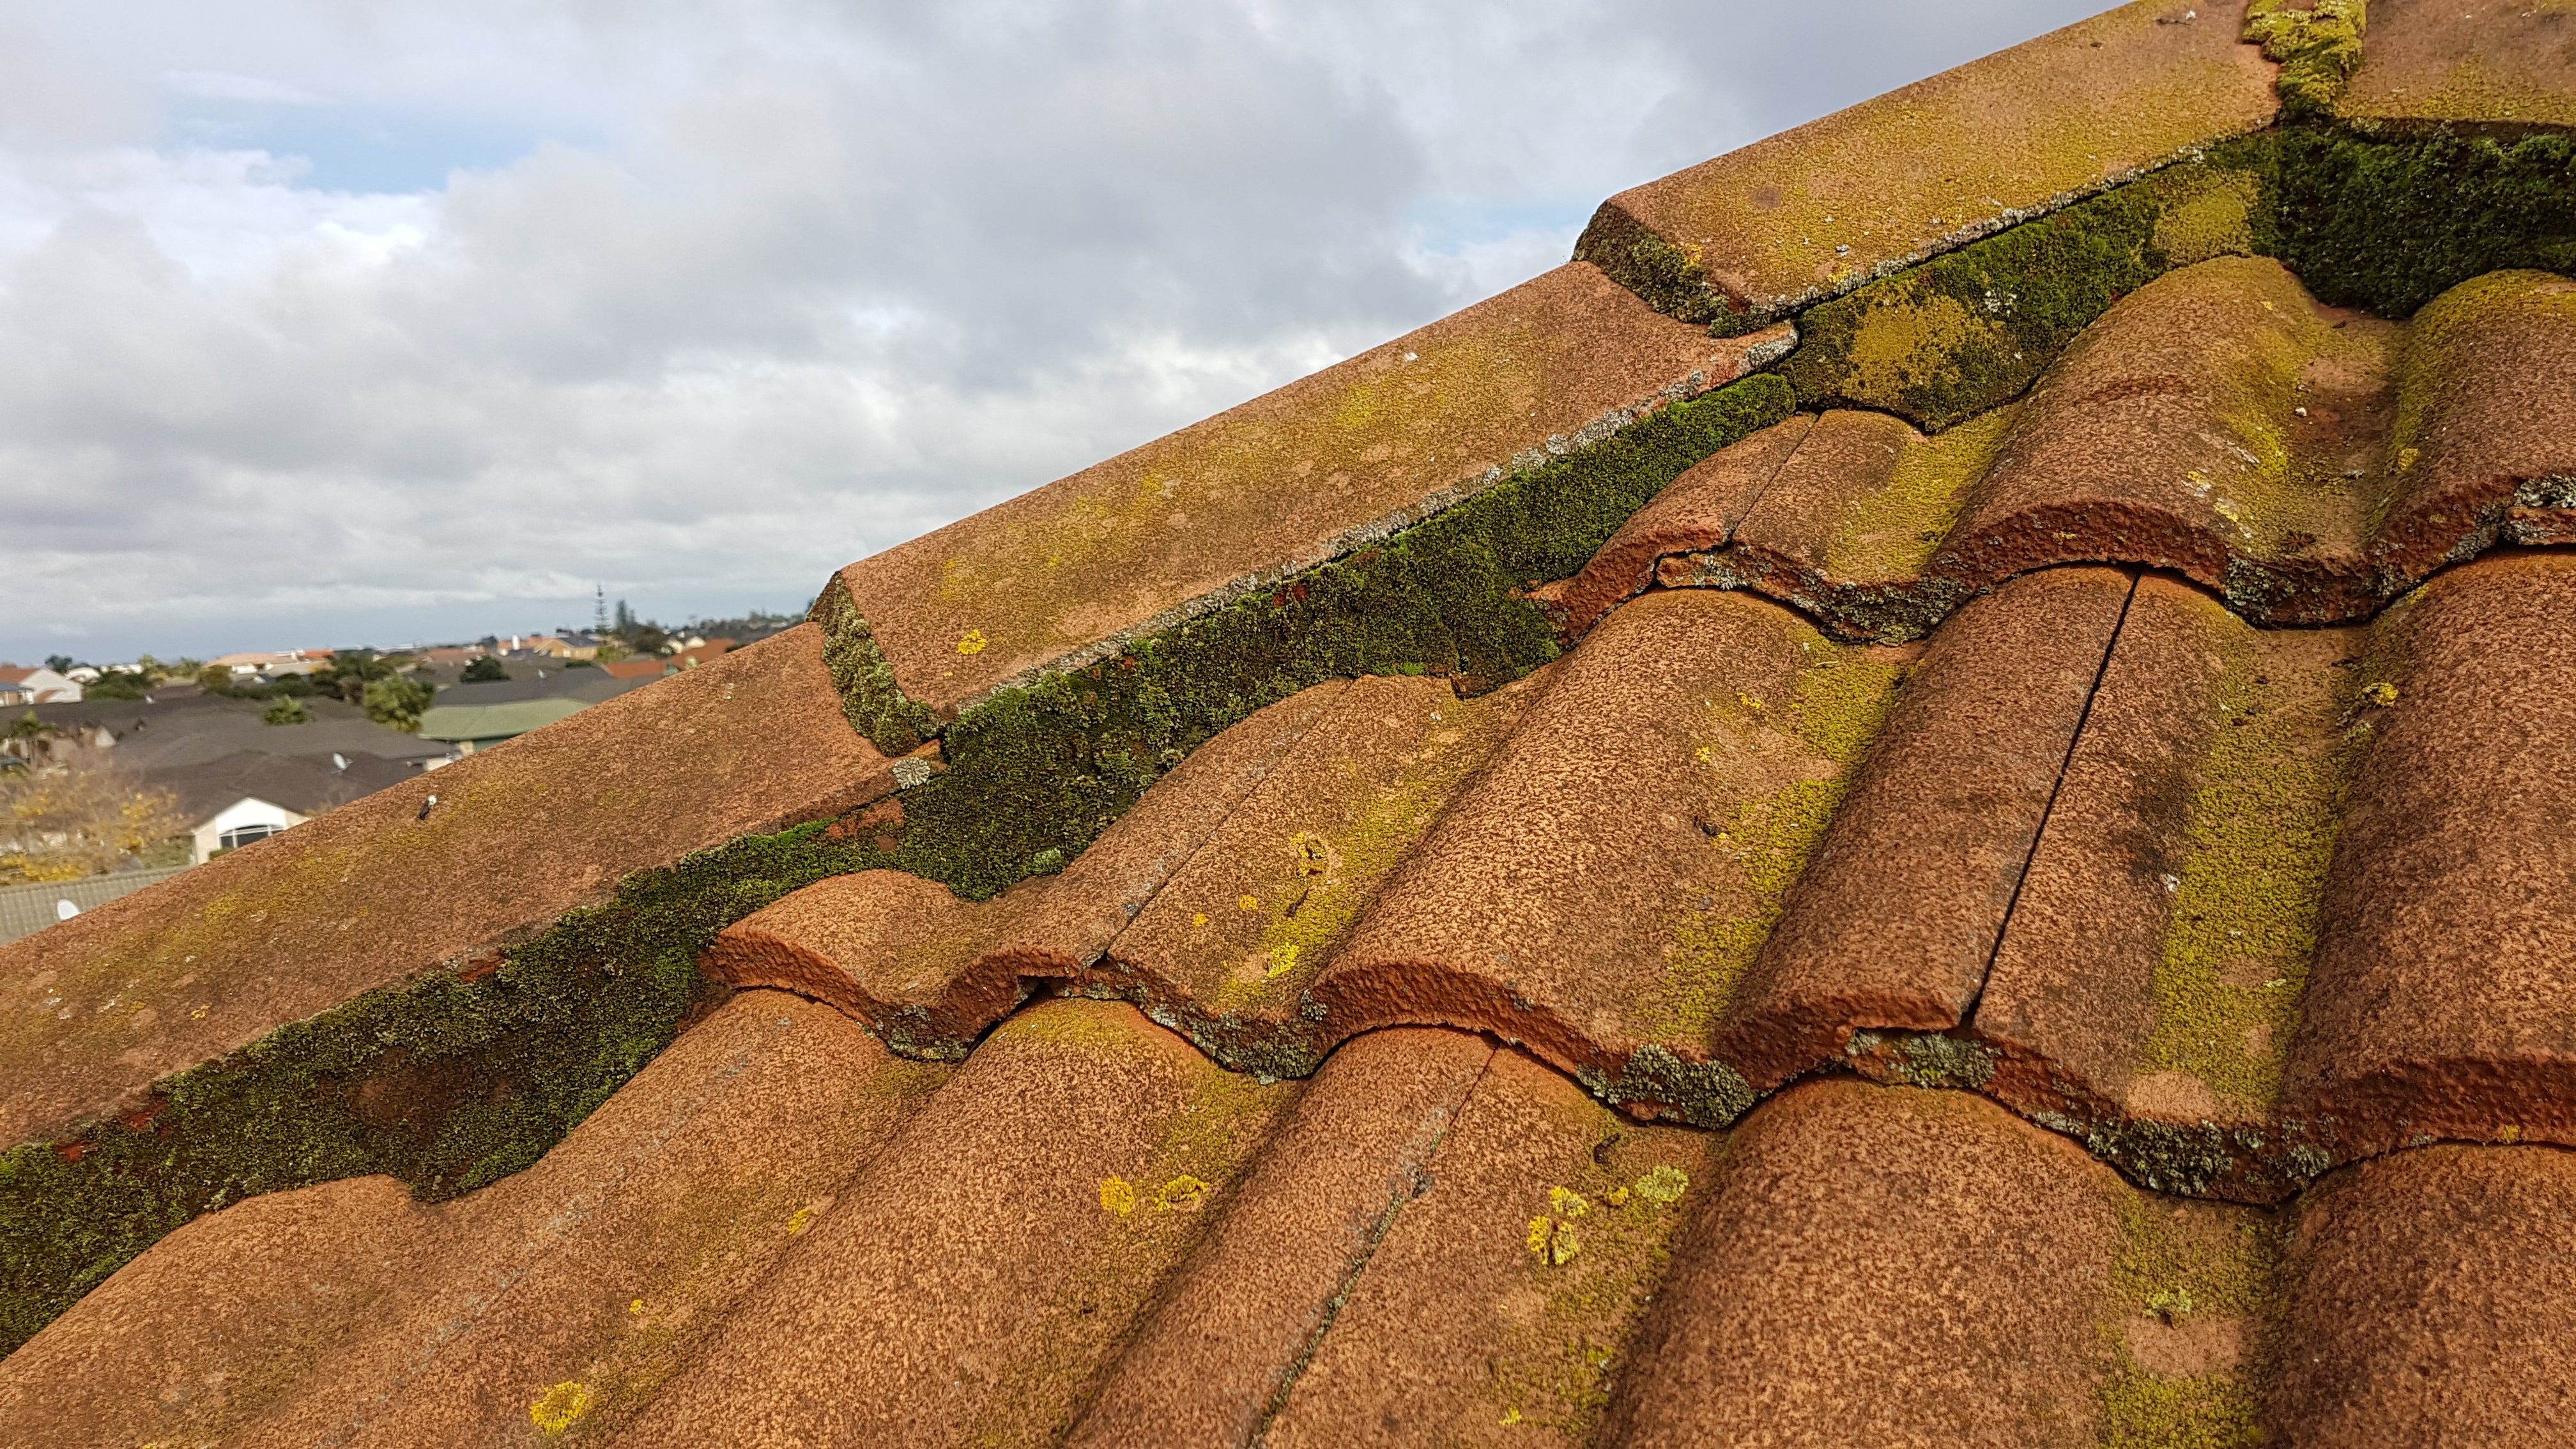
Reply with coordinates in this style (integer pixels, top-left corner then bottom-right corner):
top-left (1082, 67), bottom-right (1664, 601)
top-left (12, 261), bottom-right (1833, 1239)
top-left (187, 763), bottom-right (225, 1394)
top-left (1577, 0), bottom-right (2280, 325)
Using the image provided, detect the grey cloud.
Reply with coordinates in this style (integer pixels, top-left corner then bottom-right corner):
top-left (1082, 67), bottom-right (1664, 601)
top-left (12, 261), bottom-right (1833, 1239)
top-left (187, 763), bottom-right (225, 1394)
top-left (0, 0), bottom-right (2106, 660)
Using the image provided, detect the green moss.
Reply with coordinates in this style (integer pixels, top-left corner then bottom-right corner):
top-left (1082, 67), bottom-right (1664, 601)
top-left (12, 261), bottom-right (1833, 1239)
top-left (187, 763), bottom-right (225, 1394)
top-left (2097, 1371), bottom-right (2267, 1449)
top-left (0, 816), bottom-right (901, 1357)
top-left (811, 579), bottom-right (942, 756)
top-left (2244, 0), bottom-right (2367, 121)
top-left (2136, 622), bottom-right (2365, 1115)
top-left (2264, 128), bottom-right (2576, 319)
top-left (882, 374), bottom-right (1796, 901)
top-left (1782, 155), bottom-right (2272, 432)
top-left (1570, 203), bottom-right (1753, 332)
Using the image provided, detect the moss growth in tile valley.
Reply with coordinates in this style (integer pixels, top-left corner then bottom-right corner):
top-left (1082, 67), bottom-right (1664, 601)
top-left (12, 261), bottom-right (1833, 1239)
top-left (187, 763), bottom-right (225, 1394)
top-left (1639, 634), bottom-right (1910, 1056)
top-left (1781, 156), bottom-right (2271, 433)
top-left (2266, 128), bottom-right (2576, 321)
top-left (811, 578), bottom-right (941, 756)
top-left (2093, 1187), bottom-right (2287, 1448)
top-left (861, 374), bottom-right (1798, 903)
top-left (1767, 125), bottom-right (2568, 434)
top-left (2134, 616), bottom-right (2367, 1117)
top-left (0, 815), bottom-right (905, 1358)
top-left (2244, 0), bottom-right (2367, 122)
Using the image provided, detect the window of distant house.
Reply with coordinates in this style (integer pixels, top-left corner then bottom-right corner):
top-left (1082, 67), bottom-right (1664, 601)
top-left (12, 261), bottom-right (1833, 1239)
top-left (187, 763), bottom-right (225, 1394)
top-left (218, 823), bottom-right (286, 851)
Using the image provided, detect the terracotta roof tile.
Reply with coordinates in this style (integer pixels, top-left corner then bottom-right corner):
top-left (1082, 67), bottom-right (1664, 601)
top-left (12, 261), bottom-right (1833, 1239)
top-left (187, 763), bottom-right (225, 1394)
top-left (0, 990), bottom-right (945, 1445)
top-left (2271, 1144), bottom-right (2576, 1443)
top-left (0, 624), bottom-right (891, 1149)
top-left (1575, 0), bottom-right (2279, 326)
top-left (1537, 412), bottom-right (1814, 636)
top-left (1603, 1080), bottom-right (2129, 1446)
top-left (1258, 1046), bottom-right (1712, 1445)
top-left (1324, 586), bottom-right (1905, 1122)
top-left (831, 263), bottom-right (1786, 716)
top-left (1099, 673), bottom-right (1531, 1075)
top-left (1065, 1026), bottom-right (1493, 1447)
top-left (1607, 257), bottom-right (2576, 639)
top-left (2372, 268), bottom-right (2576, 577)
top-left (2339, 0), bottom-right (2576, 135)
top-left (618, 998), bottom-right (1294, 1446)
top-left (1972, 574), bottom-right (2365, 1192)
top-left (10, 6), bottom-right (2576, 1439)
top-left (1713, 565), bottom-right (2134, 1089)
top-left (703, 679), bottom-right (1351, 1056)
top-left (2283, 550), bottom-right (2576, 1159)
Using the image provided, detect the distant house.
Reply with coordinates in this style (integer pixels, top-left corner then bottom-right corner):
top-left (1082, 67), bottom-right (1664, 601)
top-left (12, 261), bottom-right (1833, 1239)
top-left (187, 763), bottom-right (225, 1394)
top-left (0, 666), bottom-right (83, 705)
top-left (668, 639), bottom-right (736, 672)
top-left (208, 650), bottom-right (330, 678)
top-left (153, 750), bottom-right (418, 862)
top-left (598, 659), bottom-right (666, 680)
top-left (420, 646), bottom-right (487, 668)
top-left (504, 634), bottom-right (600, 661)
top-left (415, 698), bottom-right (590, 756)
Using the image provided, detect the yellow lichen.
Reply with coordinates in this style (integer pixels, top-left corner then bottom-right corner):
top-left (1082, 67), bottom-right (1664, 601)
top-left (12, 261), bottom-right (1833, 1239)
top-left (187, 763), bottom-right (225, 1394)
top-left (783, 1206), bottom-right (816, 1236)
top-left (956, 629), bottom-right (989, 656)
top-left (2150, 171), bottom-right (2260, 268)
top-left (2362, 681), bottom-right (2397, 707)
top-left (529, 1381), bottom-right (595, 1435)
top-left (1098, 1176), bottom-right (1136, 1215)
top-left (1549, 1185), bottom-right (1591, 1218)
top-left (1631, 1165), bottom-right (1689, 1206)
top-left (1154, 1174), bottom-right (1209, 1211)
top-left (1836, 288), bottom-right (2011, 418)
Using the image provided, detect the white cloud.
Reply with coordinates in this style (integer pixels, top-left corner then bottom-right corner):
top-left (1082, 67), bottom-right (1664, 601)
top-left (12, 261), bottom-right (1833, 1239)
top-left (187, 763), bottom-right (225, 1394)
top-left (0, 0), bottom-right (2109, 660)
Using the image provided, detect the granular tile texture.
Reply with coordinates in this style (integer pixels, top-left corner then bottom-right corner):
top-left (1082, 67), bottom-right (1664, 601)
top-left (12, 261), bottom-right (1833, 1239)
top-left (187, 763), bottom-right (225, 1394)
top-left (2340, 0), bottom-right (2576, 135)
top-left (827, 261), bottom-right (1784, 718)
top-left (8, 3), bottom-right (2576, 1441)
top-left (1573, 0), bottom-right (2280, 327)
top-left (1574, 256), bottom-right (2576, 641)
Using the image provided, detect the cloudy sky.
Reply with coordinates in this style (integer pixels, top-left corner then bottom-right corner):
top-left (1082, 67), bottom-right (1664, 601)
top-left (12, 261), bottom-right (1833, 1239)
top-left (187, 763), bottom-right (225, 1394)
top-left (0, 0), bottom-right (2106, 664)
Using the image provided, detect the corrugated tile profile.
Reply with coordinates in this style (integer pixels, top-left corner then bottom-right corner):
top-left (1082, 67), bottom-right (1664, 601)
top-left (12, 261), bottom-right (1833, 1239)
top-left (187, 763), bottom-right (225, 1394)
top-left (4, 0), bottom-right (2574, 1441)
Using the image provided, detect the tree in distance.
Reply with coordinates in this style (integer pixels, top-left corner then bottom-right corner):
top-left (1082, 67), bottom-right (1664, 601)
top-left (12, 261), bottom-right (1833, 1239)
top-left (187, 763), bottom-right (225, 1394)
top-left (0, 754), bottom-right (185, 883)
top-left (362, 675), bottom-right (435, 733)
top-left (460, 656), bottom-right (510, 683)
top-left (261, 697), bottom-right (312, 726)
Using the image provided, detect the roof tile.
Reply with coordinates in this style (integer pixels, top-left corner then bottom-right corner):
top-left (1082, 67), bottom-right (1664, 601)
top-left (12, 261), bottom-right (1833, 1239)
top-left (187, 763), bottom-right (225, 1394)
top-left (1325, 586), bottom-right (1908, 1122)
top-left (2283, 550), bottom-right (2576, 1158)
top-left (1575, 0), bottom-right (2279, 326)
top-left (617, 999), bottom-right (1294, 1446)
top-left (1260, 1046), bottom-right (1712, 1445)
top-left (0, 990), bottom-right (946, 1445)
top-left (0, 625), bottom-right (891, 1150)
top-left (1974, 575), bottom-right (2365, 1192)
top-left (1065, 1026), bottom-right (1492, 1448)
top-left (1713, 565), bottom-right (2134, 1089)
top-left (1602, 1079), bottom-right (2127, 1446)
top-left (831, 263), bottom-right (1784, 716)
top-left (2338, 0), bottom-right (2576, 134)
top-left (2271, 1144), bottom-right (2576, 1443)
